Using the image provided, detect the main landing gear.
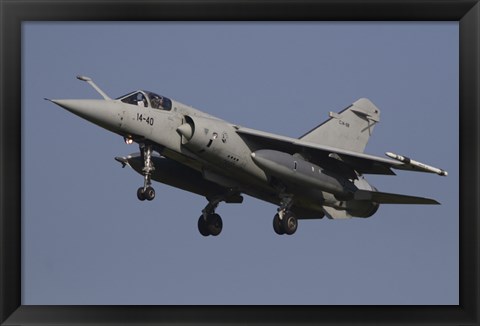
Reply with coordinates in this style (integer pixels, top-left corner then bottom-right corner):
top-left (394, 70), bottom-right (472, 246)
top-left (198, 198), bottom-right (223, 237)
top-left (272, 195), bottom-right (298, 236)
top-left (136, 144), bottom-right (156, 201)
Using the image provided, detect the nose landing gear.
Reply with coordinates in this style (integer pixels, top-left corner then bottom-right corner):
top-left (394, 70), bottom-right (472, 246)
top-left (137, 186), bottom-right (155, 201)
top-left (136, 144), bottom-right (156, 201)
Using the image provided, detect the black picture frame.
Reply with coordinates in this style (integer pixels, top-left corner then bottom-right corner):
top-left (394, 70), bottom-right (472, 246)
top-left (1, 0), bottom-right (477, 325)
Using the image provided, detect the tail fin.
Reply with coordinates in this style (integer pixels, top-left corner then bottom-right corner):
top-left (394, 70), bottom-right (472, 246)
top-left (299, 98), bottom-right (380, 153)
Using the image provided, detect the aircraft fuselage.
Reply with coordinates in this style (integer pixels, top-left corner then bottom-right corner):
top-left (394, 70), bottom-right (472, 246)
top-left (49, 76), bottom-right (445, 236)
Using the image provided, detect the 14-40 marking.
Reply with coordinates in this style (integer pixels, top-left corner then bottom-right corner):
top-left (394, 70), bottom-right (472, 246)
top-left (136, 113), bottom-right (154, 126)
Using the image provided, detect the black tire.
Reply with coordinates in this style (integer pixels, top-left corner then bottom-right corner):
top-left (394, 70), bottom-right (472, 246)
top-left (198, 215), bottom-right (210, 237)
top-left (144, 186), bottom-right (155, 201)
top-left (282, 211), bottom-right (298, 235)
top-left (206, 213), bottom-right (223, 236)
top-left (273, 213), bottom-right (285, 235)
top-left (137, 187), bottom-right (146, 201)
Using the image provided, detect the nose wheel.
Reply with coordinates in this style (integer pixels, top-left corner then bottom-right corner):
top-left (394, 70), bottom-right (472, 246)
top-left (136, 144), bottom-right (156, 201)
top-left (137, 186), bottom-right (155, 201)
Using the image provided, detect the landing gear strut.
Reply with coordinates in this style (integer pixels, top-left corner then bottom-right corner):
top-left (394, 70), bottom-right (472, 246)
top-left (273, 194), bottom-right (298, 235)
top-left (198, 198), bottom-right (223, 236)
top-left (136, 144), bottom-right (155, 201)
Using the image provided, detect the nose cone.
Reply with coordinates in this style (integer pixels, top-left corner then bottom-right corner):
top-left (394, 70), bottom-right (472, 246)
top-left (48, 99), bottom-right (123, 133)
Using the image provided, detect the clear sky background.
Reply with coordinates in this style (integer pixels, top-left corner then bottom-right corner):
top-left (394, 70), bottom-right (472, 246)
top-left (22, 22), bottom-right (458, 305)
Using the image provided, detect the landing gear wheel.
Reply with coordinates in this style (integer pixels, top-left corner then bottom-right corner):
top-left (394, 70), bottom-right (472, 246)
top-left (198, 215), bottom-right (210, 237)
top-left (137, 187), bottom-right (146, 201)
top-left (282, 211), bottom-right (298, 235)
top-left (136, 143), bottom-right (155, 202)
top-left (144, 186), bottom-right (155, 201)
top-left (206, 213), bottom-right (223, 236)
top-left (273, 213), bottom-right (285, 235)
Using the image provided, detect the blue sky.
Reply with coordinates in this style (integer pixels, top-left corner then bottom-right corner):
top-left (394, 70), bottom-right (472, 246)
top-left (22, 22), bottom-right (458, 305)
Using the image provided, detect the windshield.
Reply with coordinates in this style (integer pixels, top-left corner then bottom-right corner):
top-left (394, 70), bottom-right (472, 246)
top-left (118, 91), bottom-right (148, 107)
top-left (118, 90), bottom-right (172, 111)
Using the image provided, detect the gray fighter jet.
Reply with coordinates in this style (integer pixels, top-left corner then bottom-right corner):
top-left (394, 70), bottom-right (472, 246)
top-left (47, 76), bottom-right (447, 236)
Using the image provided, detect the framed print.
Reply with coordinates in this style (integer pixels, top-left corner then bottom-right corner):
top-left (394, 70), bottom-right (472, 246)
top-left (1, 0), bottom-right (478, 325)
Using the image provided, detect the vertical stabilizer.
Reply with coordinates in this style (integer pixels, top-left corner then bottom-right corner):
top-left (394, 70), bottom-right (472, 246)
top-left (300, 98), bottom-right (380, 153)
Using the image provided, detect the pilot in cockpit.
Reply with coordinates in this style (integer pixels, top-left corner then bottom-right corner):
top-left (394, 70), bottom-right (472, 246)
top-left (136, 93), bottom-right (147, 107)
top-left (151, 95), bottom-right (164, 110)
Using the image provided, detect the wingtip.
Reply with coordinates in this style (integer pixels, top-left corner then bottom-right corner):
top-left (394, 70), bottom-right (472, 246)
top-left (425, 198), bottom-right (441, 205)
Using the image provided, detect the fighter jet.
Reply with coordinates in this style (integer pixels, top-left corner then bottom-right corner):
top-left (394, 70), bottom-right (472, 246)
top-left (47, 76), bottom-right (447, 236)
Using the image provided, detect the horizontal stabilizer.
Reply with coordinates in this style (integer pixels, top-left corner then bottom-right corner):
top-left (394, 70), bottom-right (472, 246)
top-left (354, 190), bottom-right (440, 205)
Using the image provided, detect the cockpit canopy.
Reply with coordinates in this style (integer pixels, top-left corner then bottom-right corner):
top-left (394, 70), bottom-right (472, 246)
top-left (118, 90), bottom-right (172, 111)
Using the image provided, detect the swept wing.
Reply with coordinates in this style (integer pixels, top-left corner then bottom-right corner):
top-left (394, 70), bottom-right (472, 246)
top-left (236, 126), bottom-right (446, 177)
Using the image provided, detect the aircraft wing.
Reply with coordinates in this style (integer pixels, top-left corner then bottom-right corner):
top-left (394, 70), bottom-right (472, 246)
top-left (235, 126), bottom-right (446, 176)
top-left (354, 189), bottom-right (440, 204)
